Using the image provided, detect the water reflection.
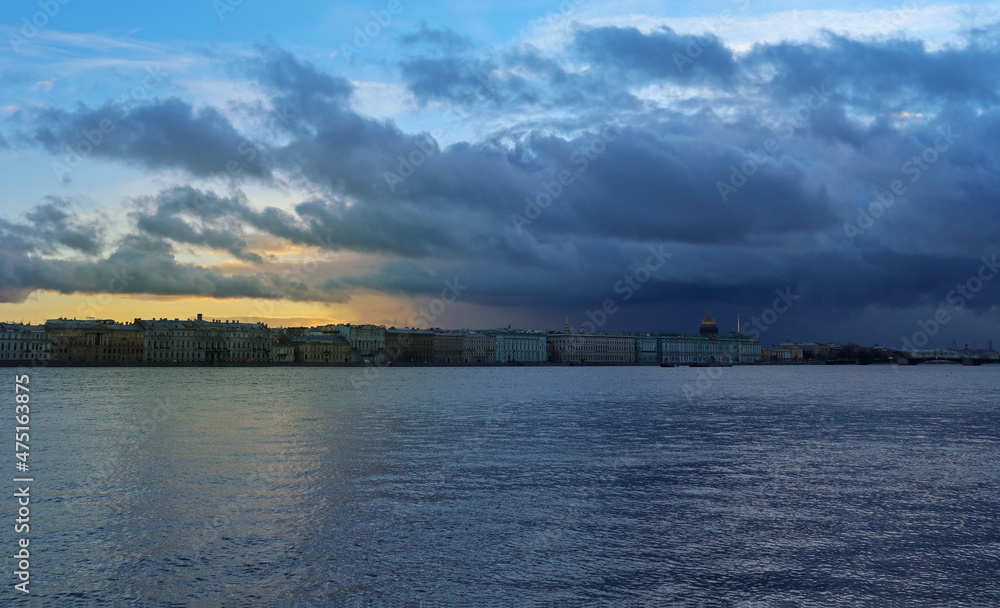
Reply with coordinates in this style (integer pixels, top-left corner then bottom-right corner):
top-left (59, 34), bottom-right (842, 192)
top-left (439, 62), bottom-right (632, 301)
top-left (13, 365), bottom-right (1000, 605)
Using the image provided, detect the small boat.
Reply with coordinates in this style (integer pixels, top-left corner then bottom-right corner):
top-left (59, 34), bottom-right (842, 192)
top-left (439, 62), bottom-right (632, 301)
top-left (688, 361), bottom-right (732, 367)
top-left (660, 362), bottom-right (676, 367)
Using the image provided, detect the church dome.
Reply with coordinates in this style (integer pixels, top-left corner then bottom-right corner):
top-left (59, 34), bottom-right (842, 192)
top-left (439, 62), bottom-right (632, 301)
top-left (700, 311), bottom-right (719, 336)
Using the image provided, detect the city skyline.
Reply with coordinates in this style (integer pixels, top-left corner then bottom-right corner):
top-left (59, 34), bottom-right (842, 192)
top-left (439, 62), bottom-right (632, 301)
top-left (2, 1), bottom-right (999, 348)
top-left (2, 308), bottom-right (993, 353)
top-left (3, 4), bottom-right (1000, 604)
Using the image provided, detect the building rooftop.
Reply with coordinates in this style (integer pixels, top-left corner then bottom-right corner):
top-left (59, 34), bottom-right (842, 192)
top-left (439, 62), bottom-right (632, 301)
top-left (291, 334), bottom-right (349, 344)
top-left (386, 327), bottom-right (434, 334)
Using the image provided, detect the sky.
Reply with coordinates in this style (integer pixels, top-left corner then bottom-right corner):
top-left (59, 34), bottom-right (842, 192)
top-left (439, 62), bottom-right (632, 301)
top-left (1, 0), bottom-right (999, 347)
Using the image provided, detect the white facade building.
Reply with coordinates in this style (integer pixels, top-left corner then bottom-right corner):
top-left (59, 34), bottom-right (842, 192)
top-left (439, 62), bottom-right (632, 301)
top-left (138, 315), bottom-right (271, 363)
top-left (0, 323), bottom-right (50, 362)
top-left (634, 335), bottom-right (659, 364)
top-left (546, 332), bottom-right (636, 363)
top-left (494, 330), bottom-right (547, 363)
top-left (658, 313), bottom-right (761, 365)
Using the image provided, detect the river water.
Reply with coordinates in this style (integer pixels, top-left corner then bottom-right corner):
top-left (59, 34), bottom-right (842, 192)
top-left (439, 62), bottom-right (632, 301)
top-left (7, 365), bottom-right (1000, 606)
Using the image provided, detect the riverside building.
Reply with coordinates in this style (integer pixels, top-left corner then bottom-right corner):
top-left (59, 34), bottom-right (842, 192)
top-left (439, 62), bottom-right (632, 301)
top-left (462, 332), bottom-right (496, 364)
top-left (0, 323), bottom-right (50, 362)
top-left (494, 330), bottom-right (547, 363)
top-left (336, 324), bottom-right (386, 363)
top-left (291, 333), bottom-right (350, 363)
top-left (138, 314), bottom-right (270, 363)
top-left (47, 319), bottom-right (145, 364)
top-left (546, 332), bottom-right (637, 363)
top-left (432, 332), bottom-right (464, 364)
top-left (385, 328), bottom-right (434, 363)
top-left (658, 313), bottom-right (761, 365)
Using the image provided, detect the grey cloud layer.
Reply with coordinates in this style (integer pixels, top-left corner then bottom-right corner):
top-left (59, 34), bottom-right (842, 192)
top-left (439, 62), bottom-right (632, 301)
top-left (6, 26), bottom-right (1000, 339)
top-left (32, 98), bottom-right (272, 179)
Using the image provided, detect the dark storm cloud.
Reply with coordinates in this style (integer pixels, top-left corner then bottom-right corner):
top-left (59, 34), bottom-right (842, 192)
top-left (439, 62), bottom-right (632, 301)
top-left (134, 214), bottom-right (263, 263)
top-left (400, 55), bottom-right (504, 106)
top-left (574, 26), bottom-right (739, 85)
top-left (398, 44), bottom-right (639, 113)
top-left (8, 28), bottom-right (1000, 342)
top-left (130, 185), bottom-right (486, 262)
top-left (239, 46), bottom-right (454, 200)
top-left (0, 197), bottom-right (103, 255)
top-left (131, 188), bottom-right (266, 263)
top-left (135, 185), bottom-right (300, 242)
top-left (507, 127), bottom-right (838, 244)
top-left (0, 228), bottom-right (330, 304)
top-left (246, 43), bottom-right (353, 123)
top-left (747, 30), bottom-right (1000, 108)
top-left (30, 98), bottom-right (271, 180)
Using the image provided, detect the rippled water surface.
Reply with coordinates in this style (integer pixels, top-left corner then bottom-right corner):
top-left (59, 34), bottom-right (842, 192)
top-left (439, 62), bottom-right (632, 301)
top-left (9, 365), bottom-right (1000, 606)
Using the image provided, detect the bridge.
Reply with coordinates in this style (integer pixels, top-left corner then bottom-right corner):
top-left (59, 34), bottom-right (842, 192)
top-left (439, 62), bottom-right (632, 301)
top-left (892, 349), bottom-right (1000, 365)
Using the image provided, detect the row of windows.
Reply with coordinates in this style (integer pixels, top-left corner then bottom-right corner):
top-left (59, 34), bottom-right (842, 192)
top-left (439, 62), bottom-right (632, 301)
top-left (148, 341), bottom-right (267, 349)
top-left (661, 357), bottom-right (759, 363)
top-left (301, 354), bottom-right (349, 362)
top-left (53, 337), bottom-right (143, 346)
top-left (551, 344), bottom-right (632, 352)
top-left (553, 354), bottom-right (634, 362)
top-left (0, 343), bottom-right (48, 350)
top-left (54, 348), bottom-right (142, 354)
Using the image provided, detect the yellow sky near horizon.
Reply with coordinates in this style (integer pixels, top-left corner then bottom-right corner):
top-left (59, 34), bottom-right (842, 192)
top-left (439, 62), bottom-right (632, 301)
top-left (0, 237), bottom-right (442, 327)
top-left (3, 291), bottom-right (421, 328)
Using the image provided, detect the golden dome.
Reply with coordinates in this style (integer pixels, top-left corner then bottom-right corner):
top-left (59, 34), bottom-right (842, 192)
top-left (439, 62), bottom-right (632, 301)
top-left (700, 311), bottom-right (719, 337)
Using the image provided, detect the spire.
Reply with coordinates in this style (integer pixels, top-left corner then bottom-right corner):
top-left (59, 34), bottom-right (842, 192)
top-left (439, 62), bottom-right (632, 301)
top-left (564, 316), bottom-right (570, 330)
top-left (737, 314), bottom-right (741, 334)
